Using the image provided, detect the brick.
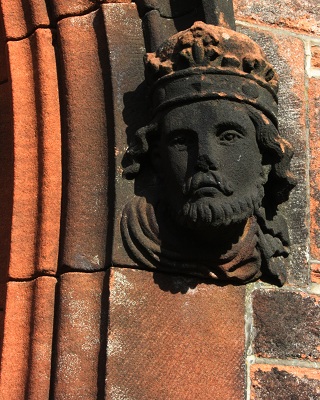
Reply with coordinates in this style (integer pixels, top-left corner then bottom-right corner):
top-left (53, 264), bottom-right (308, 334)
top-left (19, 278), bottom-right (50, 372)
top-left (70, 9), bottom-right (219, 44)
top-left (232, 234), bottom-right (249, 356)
top-left (238, 26), bottom-right (308, 285)
top-left (309, 78), bottom-right (320, 261)
top-left (252, 290), bottom-right (320, 360)
top-left (0, 277), bottom-right (56, 400)
top-left (8, 29), bottom-right (61, 279)
top-left (57, 10), bottom-right (111, 272)
top-left (234, 0), bottom-right (320, 35)
top-left (311, 46), bottom-right (320, 69)
top-left (251, 364), bottom-right (320, 399)
top-left (106, 268), bottom-right (246, 400)
top-left (311, 263), bottom-right (320, 284)
top-left (51, 272), bottom-right (108, 400)
top-left (0, 0), bottom-right (50, 40)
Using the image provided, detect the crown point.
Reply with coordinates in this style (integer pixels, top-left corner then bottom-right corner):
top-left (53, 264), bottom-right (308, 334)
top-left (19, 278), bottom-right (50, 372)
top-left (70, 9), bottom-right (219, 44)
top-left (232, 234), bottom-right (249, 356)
top-left (221, 55), bottom-right (241, 68)
top-left (144, 22), bottom-right (279, 123)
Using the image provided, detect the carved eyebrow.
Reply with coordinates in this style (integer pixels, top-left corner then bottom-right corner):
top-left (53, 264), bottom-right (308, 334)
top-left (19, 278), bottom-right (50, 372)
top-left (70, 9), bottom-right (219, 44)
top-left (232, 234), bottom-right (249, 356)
top-left (165, 128), bottom-right (196, 139)
top-left (216, 121), bottom-right (248, 136)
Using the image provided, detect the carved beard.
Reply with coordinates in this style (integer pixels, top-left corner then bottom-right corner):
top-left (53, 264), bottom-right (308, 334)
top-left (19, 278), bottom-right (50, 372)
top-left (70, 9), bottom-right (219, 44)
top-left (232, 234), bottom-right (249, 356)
top-left (169, 170), bottom-right (265, 230)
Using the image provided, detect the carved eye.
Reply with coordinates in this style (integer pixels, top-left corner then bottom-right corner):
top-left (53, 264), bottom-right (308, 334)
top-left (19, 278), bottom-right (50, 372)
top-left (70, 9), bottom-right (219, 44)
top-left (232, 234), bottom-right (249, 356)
top-left (173, 136), bottom-right (187, 145)
top-left (219, 130), bottom-right (244, 144)
top-left (168, 130), bottom-right (195, 150)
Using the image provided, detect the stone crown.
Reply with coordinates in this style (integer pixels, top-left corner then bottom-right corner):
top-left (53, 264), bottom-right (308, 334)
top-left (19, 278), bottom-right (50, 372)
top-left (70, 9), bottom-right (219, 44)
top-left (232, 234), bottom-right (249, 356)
top-left (145, 22), bottom-right (279, 125)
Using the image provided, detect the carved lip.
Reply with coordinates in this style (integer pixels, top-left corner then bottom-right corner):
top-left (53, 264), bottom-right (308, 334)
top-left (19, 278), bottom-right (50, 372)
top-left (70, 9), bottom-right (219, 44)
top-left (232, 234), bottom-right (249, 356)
top-left (192, 185), bottom-right (223, 199)
top-left (188, 172), bottom-right (233, 198)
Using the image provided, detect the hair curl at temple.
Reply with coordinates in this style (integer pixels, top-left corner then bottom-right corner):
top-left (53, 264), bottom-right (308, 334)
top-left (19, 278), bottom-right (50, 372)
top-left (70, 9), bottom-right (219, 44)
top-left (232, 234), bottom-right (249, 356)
top-left (245, 105), bottom-right (296, 208)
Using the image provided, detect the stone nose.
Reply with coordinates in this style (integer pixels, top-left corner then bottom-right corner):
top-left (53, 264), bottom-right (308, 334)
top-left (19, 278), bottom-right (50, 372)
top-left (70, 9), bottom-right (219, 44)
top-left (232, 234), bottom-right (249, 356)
top-left (195, 154), bottom-right (218, 172)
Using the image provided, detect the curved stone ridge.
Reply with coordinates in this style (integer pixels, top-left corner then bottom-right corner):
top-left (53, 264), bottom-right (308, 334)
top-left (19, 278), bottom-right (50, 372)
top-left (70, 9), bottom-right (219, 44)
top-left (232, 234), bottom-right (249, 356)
top-left (8, 28), bottom-right (61, 279)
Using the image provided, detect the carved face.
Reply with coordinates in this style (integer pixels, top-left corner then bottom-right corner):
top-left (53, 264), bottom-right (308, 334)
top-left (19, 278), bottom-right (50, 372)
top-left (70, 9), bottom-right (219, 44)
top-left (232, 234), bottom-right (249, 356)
top-left (157, 99), bottom-right (268, 229)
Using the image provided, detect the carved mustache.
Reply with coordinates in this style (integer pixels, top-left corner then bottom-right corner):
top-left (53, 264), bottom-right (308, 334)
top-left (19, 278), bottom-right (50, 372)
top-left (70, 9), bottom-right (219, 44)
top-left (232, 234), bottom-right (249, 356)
top-left (184, 171), bottom-right (234, 197)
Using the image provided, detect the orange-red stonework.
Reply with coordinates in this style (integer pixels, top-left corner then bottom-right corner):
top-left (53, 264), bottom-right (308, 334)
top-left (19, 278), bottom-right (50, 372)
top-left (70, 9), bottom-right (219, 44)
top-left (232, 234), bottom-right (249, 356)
top-left (311, 46), bottom-right (320, 69)
top-left (7, 28), bottom-right (61, 279)
top-left (0, 0), bottom-right (50, 39)
top-left (106, 268), bottom-right (246, 400)
top-left (234, 0), bottom-right (320, 35)
top-left (52, 272), bottom-right (108, 399)
top-left (0, 277), bottom-right (56, 400)
top-left (309, 78), bottom-right (320, 263)
top-left (57, 9), bottom-right (110, 272)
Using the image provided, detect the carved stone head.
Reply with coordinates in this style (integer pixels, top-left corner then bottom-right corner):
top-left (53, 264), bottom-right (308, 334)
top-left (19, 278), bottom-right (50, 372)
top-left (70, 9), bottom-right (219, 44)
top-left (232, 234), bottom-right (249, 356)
top-left (122, 22), bottom-right (296, 285)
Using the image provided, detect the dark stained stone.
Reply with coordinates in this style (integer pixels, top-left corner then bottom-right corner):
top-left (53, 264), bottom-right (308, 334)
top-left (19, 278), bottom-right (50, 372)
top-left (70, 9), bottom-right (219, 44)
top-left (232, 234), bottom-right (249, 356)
top-left (252, 290), bottom-right (320, 360)
top-left (251, 366), bottom-right (320, 400)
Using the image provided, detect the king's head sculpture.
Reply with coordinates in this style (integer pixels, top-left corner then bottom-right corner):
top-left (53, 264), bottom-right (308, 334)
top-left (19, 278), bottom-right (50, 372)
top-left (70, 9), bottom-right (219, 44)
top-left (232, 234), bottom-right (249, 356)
top-left (121, 22), bottom-right (296, 285)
